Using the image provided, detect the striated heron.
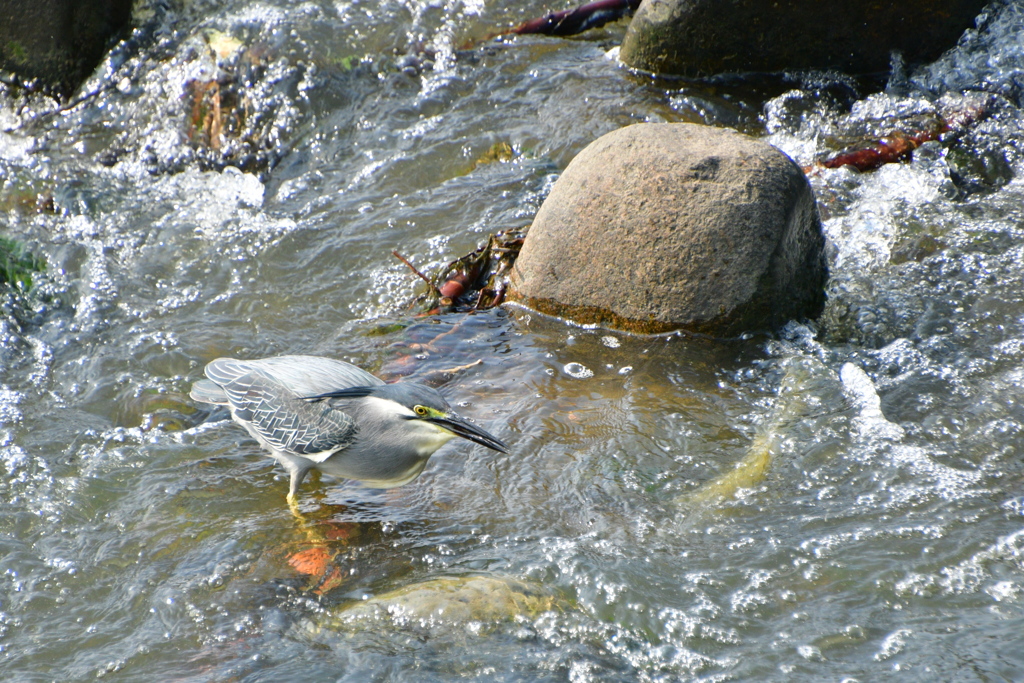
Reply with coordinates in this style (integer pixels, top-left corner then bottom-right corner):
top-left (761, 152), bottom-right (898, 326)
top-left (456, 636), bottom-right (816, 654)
top-left (190, 355), bottom-right (508, 506)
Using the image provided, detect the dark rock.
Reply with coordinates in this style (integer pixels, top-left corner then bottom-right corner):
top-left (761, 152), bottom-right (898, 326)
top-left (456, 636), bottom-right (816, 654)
top-left (508, 123), bottom-right (827, 336)
top-left (619, 0), bottom-right (988, 77)
top-left (0, 0), bottom-right (133, 95)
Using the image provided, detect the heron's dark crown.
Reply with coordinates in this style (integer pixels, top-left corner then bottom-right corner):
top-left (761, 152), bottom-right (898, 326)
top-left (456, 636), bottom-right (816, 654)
top-left (303, 381), bottom-right (452, 414)
top-left (371, 382), bottom-right (451, 413)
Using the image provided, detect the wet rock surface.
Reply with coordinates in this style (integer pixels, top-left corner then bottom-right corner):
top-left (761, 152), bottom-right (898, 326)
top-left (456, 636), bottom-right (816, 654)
top-left (318, 575), bottom-right (557, 633)
top-left (509, 123), bottom-right (827, 335)
top-left (0, 0), bottom-right (133, 95)
top-left (619, 0), bottom-right (988, 77)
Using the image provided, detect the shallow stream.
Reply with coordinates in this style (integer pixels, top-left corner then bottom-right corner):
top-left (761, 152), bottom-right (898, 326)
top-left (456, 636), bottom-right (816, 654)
top-left (2, 1), bottom-right (1024, 680)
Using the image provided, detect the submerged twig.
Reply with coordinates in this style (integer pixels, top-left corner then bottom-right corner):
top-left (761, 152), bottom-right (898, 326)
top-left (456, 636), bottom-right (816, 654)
top-left (393, 250), bottom-right (442, 298)
top-left (416, 359), bottom-right (485, 387)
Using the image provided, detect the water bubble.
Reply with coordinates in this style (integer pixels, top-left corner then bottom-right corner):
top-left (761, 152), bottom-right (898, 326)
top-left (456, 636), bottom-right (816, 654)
top-left (797, 644), bottom-right (824, 661)
top-left (874, 628), bottom-right (912, 661)
top-left (563, 363), bottom-right (593, 379)
top-left (986, 581), bottom-right (1018, 602)
top-left (601, 336), bottom-right (620, 348)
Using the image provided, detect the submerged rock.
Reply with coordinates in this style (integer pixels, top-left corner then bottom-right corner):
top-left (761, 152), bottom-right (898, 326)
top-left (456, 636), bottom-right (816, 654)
top-left (312, 575), bottom-right (556, 636)
top-left (619, 0), bottom-right (988, 77)
top-left (509, 123), bottom-right (827, 336)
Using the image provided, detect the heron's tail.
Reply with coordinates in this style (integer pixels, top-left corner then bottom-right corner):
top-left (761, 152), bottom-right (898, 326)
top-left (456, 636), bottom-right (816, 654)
top-left (190, 379), bottom-right (228, 404)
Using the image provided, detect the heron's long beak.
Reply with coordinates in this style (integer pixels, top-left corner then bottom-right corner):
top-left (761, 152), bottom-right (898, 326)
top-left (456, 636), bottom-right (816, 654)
top-left (431, 414), bottom-right (509, 453)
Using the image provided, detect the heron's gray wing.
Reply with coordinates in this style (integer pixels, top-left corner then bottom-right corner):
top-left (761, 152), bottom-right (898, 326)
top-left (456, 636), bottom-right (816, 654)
top-left (246, 355), bottom-right (385, 396)
top-left (205, 358), bottom-right (360, 461)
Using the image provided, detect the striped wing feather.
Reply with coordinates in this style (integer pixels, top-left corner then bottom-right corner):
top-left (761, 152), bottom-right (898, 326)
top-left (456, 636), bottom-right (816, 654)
top-left (204, 356), bottom-right (381, 459)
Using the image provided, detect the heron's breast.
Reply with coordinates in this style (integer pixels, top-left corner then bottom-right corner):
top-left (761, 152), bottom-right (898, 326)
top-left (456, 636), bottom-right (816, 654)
top-left (316, 448), bottom-right (430, 488)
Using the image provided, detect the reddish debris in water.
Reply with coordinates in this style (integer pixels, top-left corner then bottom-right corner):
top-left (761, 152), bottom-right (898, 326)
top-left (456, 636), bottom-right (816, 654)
top-left (288, 546), bottom-right (331, 576)
top-left (395, 230), bottom-right (524, 316)
top-left (439, 273), bottom-right (470, 299)
top-left (814, 98), bottom-right (991, 173)
top-left (510, 0), bottom-right (641, 36)
top-left (820, 130), bottom-right (936, 171)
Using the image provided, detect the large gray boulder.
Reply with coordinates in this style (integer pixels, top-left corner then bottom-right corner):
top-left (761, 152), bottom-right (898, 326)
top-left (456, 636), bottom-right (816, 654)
top-left (508, 123), bottom-right (827, 336)
top-left (620, 0), bottom-right (988, 77)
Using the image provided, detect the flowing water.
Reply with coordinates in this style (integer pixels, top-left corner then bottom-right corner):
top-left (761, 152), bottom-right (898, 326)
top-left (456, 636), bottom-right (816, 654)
top-left (2, 1), bottom-right (1024, 680)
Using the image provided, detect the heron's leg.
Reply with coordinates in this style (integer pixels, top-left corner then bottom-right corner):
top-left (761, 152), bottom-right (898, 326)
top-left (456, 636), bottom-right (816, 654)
top-left (287, 466), bottom-right (312, 516)
top-left (272, 452), bottom-right (313, 517)
top-left (288, 466), bottom-right (311, 499)
top-left (284, 467), bottom-right (329, 537)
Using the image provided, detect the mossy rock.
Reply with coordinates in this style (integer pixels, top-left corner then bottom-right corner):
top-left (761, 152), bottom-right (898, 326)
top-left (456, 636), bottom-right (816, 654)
top-left (0, 236), bottom-right (45, 292)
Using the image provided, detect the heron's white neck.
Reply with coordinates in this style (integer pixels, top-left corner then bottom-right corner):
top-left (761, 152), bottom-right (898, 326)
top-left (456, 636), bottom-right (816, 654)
top-left (406, 419), bottom-right (456, 456)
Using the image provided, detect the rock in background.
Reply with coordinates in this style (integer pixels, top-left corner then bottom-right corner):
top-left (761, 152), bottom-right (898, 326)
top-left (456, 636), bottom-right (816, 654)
top-left (620, 0), bottom-right (989, 77)
top-left (0, 0), bottom-right (133, 95)
top-left (509, 123), bottom-right (827, 336)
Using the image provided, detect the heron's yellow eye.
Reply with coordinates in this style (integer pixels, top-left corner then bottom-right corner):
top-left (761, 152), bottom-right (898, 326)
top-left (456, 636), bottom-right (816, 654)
top-left (413, 405), bottom-right (429, 417)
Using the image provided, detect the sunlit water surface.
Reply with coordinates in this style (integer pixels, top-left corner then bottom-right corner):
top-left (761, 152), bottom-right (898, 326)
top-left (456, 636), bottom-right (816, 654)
top-left (2, 1), bottom-right (1024, 680)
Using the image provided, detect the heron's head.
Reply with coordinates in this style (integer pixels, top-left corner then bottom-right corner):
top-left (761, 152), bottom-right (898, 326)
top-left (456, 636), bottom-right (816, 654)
top-left (305, 382), bottom-right (508, 454)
